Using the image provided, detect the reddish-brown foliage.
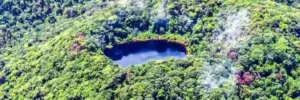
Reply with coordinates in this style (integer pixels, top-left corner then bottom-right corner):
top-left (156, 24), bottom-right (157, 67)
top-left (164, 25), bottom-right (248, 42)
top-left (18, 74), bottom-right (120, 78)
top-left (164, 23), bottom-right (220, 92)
top-left (76, 32), bottom-right (86, 39)
top-left (69, 41), bottom-right (82, 52)
top-left (69, 32), bottom-right (85, 52)
top-left (227, 48), bottom-right (238, 61)
top-left (276, 72), bottom-right (283, 81)
top-left (235, 71), bottom-right (254, 85)
top-left (276, 72), bottom-right (286, 85)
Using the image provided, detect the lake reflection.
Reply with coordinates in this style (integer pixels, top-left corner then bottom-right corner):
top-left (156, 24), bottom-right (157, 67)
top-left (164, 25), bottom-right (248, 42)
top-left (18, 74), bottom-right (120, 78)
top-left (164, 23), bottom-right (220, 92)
top-left (104, 40), bottom-right (187, 68)
top-left (115, 48), bottom-right (186, 67)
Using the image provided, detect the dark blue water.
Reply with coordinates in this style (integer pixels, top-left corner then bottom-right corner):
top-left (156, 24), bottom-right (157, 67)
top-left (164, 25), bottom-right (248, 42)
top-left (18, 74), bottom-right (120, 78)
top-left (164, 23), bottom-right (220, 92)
top-left (104, 40), bottom-right (187, 68)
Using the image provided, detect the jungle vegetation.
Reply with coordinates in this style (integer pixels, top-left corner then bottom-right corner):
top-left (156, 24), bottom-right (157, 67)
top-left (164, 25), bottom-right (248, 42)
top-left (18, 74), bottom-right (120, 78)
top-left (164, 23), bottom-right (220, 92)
top-left (1, 0), bottom-right (300, 99)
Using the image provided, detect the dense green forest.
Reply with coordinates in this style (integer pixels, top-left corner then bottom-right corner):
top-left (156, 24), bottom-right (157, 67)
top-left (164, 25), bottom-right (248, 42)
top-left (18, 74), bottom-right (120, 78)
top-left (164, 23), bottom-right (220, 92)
top-left (1, 0), bottom-right (300, 99)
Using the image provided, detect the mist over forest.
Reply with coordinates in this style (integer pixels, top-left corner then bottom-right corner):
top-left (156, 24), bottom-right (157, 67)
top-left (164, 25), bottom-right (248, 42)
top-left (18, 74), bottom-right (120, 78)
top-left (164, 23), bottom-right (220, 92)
top-left (1, 0), bottom-right (300, 99)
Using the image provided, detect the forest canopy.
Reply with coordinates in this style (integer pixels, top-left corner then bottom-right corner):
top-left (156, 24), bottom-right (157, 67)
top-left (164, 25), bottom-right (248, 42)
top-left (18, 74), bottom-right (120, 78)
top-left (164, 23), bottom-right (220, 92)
top-left (1, 0), bottom-right (300, 99)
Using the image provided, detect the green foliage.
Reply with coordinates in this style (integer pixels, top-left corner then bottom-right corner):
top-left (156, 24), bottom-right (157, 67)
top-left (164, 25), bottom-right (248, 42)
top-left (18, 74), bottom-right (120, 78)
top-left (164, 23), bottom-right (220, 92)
top-left (1, 0), bottom-right (300, 99)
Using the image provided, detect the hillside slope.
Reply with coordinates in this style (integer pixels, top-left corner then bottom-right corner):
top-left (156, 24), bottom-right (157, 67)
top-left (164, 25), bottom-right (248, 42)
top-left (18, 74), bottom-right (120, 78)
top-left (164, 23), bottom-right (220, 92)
top-left (1, 0), bottom-right (300, 99)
